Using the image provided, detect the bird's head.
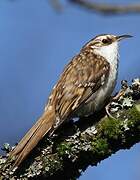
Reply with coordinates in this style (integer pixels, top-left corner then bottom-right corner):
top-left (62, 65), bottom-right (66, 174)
top-left (83, 34), bottom-right (132, 49)
top-left (82, 34), bottom-right (132, 61)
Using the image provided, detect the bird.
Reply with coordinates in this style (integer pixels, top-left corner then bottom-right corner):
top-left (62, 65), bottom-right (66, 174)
top-left (7, 34), bottom-right (132, 169)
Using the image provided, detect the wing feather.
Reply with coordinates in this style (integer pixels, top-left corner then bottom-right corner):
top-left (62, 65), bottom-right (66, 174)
top-left (48, 52), bottom-right (110, 129)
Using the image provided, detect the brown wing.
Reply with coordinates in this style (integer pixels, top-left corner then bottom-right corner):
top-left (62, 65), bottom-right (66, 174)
top-left (2, 51), bottom-right (110, 169)
top-left (3, 49), bottom-right (110, 170)
top-left (47, 51), bottom-right (110, 129)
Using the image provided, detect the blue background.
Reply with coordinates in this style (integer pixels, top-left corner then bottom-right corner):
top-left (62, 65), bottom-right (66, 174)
top-left (0, 0), bottom-right (140, 179)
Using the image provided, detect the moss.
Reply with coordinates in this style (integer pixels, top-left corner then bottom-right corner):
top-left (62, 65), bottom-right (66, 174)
top-left (135, 103), bottom-right (140, 113)
top-left (98, 117), bottom-right (122, 140)
top-left (127, 106), bottom-right (140, 127)
top-left (57, 142), bottom-right (73, 156)
top-left (43, 154), bottom-right (63, 175)
top-left (91, 138), bottom-right (109, 156)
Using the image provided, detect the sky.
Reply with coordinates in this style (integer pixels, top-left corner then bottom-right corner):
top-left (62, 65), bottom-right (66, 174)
top-left (0, 0), bottom-right (140, 179)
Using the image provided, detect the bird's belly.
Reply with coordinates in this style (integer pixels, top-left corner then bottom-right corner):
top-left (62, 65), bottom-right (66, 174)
top-left (93, 82), bottom-right (115, 111)
top-left (75, 75), bottom-right (117, 117)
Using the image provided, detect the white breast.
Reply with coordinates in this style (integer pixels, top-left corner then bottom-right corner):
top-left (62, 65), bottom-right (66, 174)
top-left (93, 42), bottom-right (119, 111)
top-left (74, 42), bottom-right (119, 117)
top-left (76, 42), bottom-right (119, 116)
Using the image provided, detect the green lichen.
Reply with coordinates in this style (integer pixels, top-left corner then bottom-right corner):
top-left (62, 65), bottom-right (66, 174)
top-left (135, 104), bottom-right (140, 112)
top-left (126, 106), bottom-right (140, 127)
top-left (98, 117), bottom-right (122, 140)
top-left (91, 138), bottom-right (109, 156)
top-left (43, 154), bottom-right (63, 175)
top-left (57, 142), bottom-right (73, 156)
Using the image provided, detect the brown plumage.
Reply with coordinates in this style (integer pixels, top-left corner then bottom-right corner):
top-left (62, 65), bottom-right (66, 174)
top-left (8, 49), bottom-right (109, 169)
top-left (8, 34), bottom-right (125, 170)
top-left (9, 49), bottom-right (109, 168)
top-left (9, 109), bottom-right (55, 167)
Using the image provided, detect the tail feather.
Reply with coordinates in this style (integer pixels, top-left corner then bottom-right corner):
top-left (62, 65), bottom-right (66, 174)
top-left (9, 108), bottom-right (55, 168)
top-left (11, 115), bottom-right (46, 156)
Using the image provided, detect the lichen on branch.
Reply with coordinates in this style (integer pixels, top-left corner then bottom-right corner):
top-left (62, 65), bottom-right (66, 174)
top-left (0, 78), bottom-right (140, 180)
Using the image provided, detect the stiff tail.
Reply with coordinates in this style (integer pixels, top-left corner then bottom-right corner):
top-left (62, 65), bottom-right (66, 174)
top-left (8, 108), bottom-right (55, 168)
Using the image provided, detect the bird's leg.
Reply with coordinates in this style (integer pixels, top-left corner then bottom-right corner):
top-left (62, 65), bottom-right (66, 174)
top-left (105, 81), bottom-right (128, 118)
top-left (105, 103), bottom-right (114, 119)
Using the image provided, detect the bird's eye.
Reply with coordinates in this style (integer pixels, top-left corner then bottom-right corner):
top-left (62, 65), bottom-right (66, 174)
top-left (102, 39), bottom-right (109, 44)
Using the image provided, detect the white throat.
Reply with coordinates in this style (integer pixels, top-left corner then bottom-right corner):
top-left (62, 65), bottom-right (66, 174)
top-left (94, 42), bottom-right (119, 64)
top-left (93, 42), bottom-right (119, 111)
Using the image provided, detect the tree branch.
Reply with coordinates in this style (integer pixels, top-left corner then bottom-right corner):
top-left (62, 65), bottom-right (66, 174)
top-left (49, 0), bottom-right (63, 12)
top-left (0, 79), bottom-right (140, 179)
top-left (70, 0), bottom-right (140, 15)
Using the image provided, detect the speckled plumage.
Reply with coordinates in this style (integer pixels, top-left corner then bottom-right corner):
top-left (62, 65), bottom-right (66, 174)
top-left (7, 34), bottom-right (132, 169)
top-left (49, 51), bottom-right (110, 122)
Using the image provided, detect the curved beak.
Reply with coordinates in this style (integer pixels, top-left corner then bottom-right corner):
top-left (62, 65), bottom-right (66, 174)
top-left (116, 34), bottom-right (133, 41)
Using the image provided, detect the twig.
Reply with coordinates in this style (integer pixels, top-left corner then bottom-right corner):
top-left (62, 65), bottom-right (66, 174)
top-left (49, 0), bottom-right (63, 12)
top-left (70, 0), bottom-right (140, 15)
